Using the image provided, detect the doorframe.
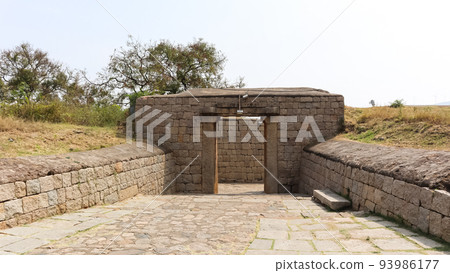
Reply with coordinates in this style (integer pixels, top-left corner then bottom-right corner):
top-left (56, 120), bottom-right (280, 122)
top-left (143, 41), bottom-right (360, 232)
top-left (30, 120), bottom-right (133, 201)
top-left (200, 116), bottom-right (278, 194)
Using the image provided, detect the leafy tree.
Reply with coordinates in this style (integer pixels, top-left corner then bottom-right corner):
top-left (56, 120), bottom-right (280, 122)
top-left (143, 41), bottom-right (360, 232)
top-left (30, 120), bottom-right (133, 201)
top-left (63, 70), bottom-right (113, 106)
top-left (0, 43), bottom-right (64, 103)
top-left (99, 38), bottom-right (244, 105)
top-left (369, 99), bottom-right (375, 107)
top-left (0, 43), bottom-right (113, 106)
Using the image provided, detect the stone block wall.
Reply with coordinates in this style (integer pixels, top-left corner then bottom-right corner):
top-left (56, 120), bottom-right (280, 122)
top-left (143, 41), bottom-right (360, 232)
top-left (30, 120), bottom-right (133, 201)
top-left (137, 88), bottom-right (345, 193)
top-left (218, 118), bottom-right (264, 183)
top-left (300, 140), bottom-right (450, 243)
top-left (0, 144), bottom-right (175, 230)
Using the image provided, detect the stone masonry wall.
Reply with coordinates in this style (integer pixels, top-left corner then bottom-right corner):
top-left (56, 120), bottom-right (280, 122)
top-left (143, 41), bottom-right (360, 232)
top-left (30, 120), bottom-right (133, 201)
top-left (0, 144), bottom-right (175, 230)
top-left (300, 140), bottom-right (450, 243)
top-left (137, 88), bottom-right (345, 193)
top-left (218, 118), bottom-right (264, 183)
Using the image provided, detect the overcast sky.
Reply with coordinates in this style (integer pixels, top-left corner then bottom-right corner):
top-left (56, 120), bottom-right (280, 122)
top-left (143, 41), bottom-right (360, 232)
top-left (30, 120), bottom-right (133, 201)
top-left (1, 0), bottom-right (449, 107)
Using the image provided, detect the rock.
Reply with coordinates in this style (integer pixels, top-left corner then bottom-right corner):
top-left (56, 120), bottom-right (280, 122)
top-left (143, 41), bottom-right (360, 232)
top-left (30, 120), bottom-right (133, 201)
top-left (432, 190), bottom-right (450, 216)
top-left (114, 162), bottom-right (123, 173)
top-left (47, 190), bottom-right (58, 206)
top-left (39, 176), bottom-right (55, 192)
top-left (313, 189), bottom-right (351, 210)
top-left (26, 179), bottom-right (41, 195)
top-left (4, 199), bottom-right (23, 219)
top-left (23, 195), bottom-right (40, 213)
top-left (14, 182), bottom-right (27, 198)
top-left (0, 184), bottom-right (15, 202)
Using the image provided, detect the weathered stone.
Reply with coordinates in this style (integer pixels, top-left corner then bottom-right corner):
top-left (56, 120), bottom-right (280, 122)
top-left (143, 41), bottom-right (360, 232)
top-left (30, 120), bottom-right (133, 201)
top-left (39, 176), bottom-right (55, 192)
top-left (38, 193), bottom-right (49, 208)
top-left (417, 207), bottom-right (430, 233)
top-left (273, 240), bottom-right (314, 251)
top-left (53, 174), bottom-right (63, 189)
top-left (391, 179), bottom-right (406, 199)
top-left (47, 190), bottom-right (58, 206)
top-left (373, 238), bottom-right (421, 250)
top-left (4, 199), bottom-right (23, 218)
top-left (312, 240), bottom-right (343, 252)
top-left (442, 217), bottom-right (450, 242)
top-left (313, 189), bottom-right (350, 210)
top-left (62, 173), bottom-right (71, 187)
top-left (1, 238), bottom-right (49, 253)
top-left (26, 179), bottom-right (40, 195)
top-left (340, 239), bottom-right (377, 252)
top-left (429, 211), bottom-right (443, 237)
top-left (381, 176), bottom-right (394, 194)
top-left (104, 192), bottom-right (119, 204)
top-left (14, 182), bottom-right (26, 198)
top-left (114, 162), bottom-right (123, 173)
top-left (419, 187), bottom-right (433, 209)
top-left (0, 183), bottom-right (15, 202)
top-left (403, 183), bottom-right (420, 206)
top-left (432, 190), bottom-right (450, 216)
top-left (248, 239), bottom-right (273, 250)
top-left (118, 185), bottom-right (138, 200)
top-left (0, 203), bottom-right (5, 221)
top-left (22, 195), bottom-right (40, 213)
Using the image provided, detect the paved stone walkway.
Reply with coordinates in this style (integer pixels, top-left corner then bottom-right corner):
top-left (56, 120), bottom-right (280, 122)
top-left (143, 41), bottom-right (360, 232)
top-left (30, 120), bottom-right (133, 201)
top-left (0, 184), bottom-right (448, 255)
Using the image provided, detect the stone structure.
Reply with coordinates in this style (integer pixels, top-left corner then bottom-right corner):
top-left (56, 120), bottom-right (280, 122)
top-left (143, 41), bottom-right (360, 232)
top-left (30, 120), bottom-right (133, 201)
top-left (300, 140), bottom-right (450, 243)
top-left (136, 88), bottom-right (344, 194)
top-left (0, 144), bottom-right (174, 229)
top-left (218, 118), bottom-right (264, 183)
top-left (0, 87), bottom-right (449, 243)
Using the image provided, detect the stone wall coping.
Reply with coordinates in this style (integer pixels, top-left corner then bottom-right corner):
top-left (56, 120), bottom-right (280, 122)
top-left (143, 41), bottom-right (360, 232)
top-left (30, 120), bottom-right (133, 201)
top-left (140, 87), bottom-right (343, 98)
top-left (304, 140), bottom-right (450, 190)
top-left (0, 144), bottom-right (167, 185)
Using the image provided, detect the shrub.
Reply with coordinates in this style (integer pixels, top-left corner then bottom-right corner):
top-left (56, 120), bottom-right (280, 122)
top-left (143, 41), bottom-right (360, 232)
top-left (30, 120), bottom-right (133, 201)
top-left (0, 101), bottom-right (126, 127)
top-left (390, 99), bottom-right (405, 108)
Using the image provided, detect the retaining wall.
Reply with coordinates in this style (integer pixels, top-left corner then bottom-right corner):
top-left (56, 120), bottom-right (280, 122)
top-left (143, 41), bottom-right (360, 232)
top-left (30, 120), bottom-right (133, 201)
top-left (300, 140), bottom-right (450, 243)
top-left (0, 144), bottom-right (175, 229)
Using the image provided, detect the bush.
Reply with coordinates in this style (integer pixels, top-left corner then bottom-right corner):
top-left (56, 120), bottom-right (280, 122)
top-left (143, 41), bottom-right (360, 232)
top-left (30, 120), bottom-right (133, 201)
top-left (0, 101), bottom-right (126, 127)
top-left (390, 99), bottom-right (405, 108)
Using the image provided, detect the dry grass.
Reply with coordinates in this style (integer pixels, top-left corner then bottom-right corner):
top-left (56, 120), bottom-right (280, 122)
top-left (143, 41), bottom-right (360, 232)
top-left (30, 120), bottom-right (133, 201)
top-left (0, 116), bottom-right (125, 158)
top-left (341, 106), bottom-right (450, 150)
top-left (352, 106), bottom-right (450, 125)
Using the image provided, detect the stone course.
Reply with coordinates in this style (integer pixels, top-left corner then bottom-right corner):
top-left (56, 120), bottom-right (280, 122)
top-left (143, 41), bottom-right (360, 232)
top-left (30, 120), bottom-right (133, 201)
top-left (0, 144), bottom-right (175, 229)
top-left (136, 87), bottom-right (345, 193)
top-left (300, 140), bottom-right (450, 243)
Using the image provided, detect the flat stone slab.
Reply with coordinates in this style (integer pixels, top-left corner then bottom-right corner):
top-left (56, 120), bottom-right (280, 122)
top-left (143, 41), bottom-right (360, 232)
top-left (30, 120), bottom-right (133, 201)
top-left (1, 238), bottom-right (49, 253)
top-left (313, 189), bottom-right (350, 210)
top-left (0, 183), bottom-right (447, 255)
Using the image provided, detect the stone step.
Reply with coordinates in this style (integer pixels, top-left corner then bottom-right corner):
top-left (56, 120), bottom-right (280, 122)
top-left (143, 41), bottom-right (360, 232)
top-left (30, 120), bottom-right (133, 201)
top-left (313, 189), bottom-right (351, 211)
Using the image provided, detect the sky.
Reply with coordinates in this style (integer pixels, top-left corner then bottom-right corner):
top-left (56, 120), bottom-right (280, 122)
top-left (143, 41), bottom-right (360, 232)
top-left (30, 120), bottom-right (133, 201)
top-left (1, 0), bottom-right (449, 107)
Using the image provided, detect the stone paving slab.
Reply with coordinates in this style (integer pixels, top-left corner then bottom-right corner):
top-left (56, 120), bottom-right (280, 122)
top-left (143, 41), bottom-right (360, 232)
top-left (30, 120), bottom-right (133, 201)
top-left (0, 183), bottom-right (447, 255)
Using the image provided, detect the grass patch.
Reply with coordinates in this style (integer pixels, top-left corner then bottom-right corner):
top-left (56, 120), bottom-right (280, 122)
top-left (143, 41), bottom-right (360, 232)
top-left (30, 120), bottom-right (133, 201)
top-left (340, 106), bottom-right (450, 150)
top-left (0, 116), bottom-right (125, 158)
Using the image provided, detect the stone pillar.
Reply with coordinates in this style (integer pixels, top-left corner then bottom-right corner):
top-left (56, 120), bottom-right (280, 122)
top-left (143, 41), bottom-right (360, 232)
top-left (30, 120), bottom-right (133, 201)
top-left (201, 122), bottom-right (218, 193)
top-left (264, 120), bottom-right (278, 193)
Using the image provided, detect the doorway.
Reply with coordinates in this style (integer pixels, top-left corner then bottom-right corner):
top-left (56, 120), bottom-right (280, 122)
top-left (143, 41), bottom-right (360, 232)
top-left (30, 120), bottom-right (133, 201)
top-left (201, 116), bottom-right (279, 194)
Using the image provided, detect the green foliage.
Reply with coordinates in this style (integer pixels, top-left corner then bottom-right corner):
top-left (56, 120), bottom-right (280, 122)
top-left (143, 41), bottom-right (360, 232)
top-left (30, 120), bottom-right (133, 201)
top-left (0, 102), bottom-right (126, 127)
top-left (100, 38), bottom-right (244, 107)
top-left (0, 43), bottom-right (113, 106)
top-left (390, 99), bottom-right (405, 108)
